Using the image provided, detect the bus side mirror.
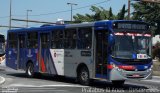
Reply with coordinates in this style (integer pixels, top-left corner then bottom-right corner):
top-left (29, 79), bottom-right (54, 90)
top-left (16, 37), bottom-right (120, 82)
top-left (109, 34), bottom-right (115, 46)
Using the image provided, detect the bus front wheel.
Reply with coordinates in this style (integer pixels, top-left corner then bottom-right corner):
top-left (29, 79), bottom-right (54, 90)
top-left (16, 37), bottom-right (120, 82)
top-left (26, 62), bottom-right (34, 78)
top-left (78, 66), bottom-right (90, 85)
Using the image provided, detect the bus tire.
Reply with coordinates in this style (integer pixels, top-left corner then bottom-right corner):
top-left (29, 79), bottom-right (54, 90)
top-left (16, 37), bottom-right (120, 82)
top-left (78, 66), bottom-right (90, 85)
top-left (112, 80), bottom-right (125, 86)
top-left (26, 62), bottom-right (34, 78)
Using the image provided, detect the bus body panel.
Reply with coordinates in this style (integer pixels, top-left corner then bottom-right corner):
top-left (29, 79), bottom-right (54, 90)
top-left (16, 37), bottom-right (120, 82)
top-left (64, 49), bottom-right (94, 78)
top-left (6, 48), bottom-right (18, 69)
top-left (49, 49), bottom-right (64, 75)
top-left (25, 49), bottom-right (39, 72)
top-left (18, 48), bottom-right (26, 69)
top-left (39, 49), bottom-right (57, 75)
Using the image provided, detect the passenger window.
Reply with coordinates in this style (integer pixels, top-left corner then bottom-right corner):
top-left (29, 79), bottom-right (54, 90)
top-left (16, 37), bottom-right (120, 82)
top-left (8, 33), bottom-right (17, 48)
top-left (27, 32), bottom-right (38, 48)
top-left (78, 27), bottom-right (92, 49)
top-left (19, 35), bottom-right (25, 48)
top-left (41, 33), bottom-right (50, 48)
top-left (64, 29), bottom-right (76, 49)
top-left (51, 30), bottom-right (64, 49)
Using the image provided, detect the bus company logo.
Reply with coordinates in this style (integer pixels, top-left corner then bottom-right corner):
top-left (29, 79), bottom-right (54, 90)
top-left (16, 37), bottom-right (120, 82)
top-left (9, 51), bottom-right (12, 55)
top-left (27, 49), bottom-right (33, 57)
top-left (53, 52), bottom-right (63, 57)
top-left (13, 49), bottom-right (17, 53)
top-left (54, 52), bottom-right (56, 57)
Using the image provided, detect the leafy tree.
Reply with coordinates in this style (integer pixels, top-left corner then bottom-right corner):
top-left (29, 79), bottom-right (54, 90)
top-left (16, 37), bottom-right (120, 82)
top-left (73, 5), bottom-right (127, 23)
top-left (109, 7), bottom-right (114, 20)
top-left (132, 2), bottom-right (160, 35)
top-left (73, 6), bottom-right (110, 22)
top-left (117, 5), bottom-right (127, 20)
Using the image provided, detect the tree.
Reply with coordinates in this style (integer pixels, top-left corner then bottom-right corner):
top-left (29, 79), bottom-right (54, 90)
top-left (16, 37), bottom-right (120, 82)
top-left (73, 5), bottom-right (127, 23)
top-left (109, 7), bottom-right (114, 20)
top-left (132, 2), bottom-right (160, 35)
top-left (117, 4), bottom-right (127, 20)
top-left (73, 6), bottom-right (110, 22)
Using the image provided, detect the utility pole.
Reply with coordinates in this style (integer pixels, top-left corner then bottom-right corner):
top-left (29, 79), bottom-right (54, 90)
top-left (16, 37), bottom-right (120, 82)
top-left (128, 0), bottom-right (131, 20)
top-left (67, 3), bottom-right (77, 21)
top-left (9, 0), bottom-right (12, 30)
top-left (128, 0), bottom-right (141, 20)
top-left (26, 10), bottom-right (32, 27)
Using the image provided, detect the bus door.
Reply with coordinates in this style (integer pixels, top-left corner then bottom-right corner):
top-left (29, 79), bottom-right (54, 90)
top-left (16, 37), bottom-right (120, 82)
top-left (17, 34), bottom-right (26, 69)
top-left (39, 32), bottom-right (50, 73)
top-left (95, 30), bottom-right (108, 78)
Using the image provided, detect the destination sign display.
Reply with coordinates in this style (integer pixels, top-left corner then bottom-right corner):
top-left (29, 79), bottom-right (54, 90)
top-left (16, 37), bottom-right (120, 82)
top-left (113, 22), bottom-right (149, 30)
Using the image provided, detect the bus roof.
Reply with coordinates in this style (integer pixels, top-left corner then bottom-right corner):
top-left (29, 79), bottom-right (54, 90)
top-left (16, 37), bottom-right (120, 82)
top-left (8, 20), bottom-right (148, 33)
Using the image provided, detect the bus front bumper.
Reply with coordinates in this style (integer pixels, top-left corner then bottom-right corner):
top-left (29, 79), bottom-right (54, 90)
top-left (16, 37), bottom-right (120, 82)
top-left (109, 68), bottom-right (152, 81)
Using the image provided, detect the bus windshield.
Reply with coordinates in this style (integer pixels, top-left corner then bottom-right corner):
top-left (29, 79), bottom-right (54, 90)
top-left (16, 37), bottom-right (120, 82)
top-left (112, 32), bottom-right (151, 59)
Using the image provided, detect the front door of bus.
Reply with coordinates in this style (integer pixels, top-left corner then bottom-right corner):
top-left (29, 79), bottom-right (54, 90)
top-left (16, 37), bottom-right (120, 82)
top-left (17, 34), bottom-right (26, 69)
top-left (95, 30), bottom-right (108, 78)
top-left (39, 33), bottom-right (50, 73)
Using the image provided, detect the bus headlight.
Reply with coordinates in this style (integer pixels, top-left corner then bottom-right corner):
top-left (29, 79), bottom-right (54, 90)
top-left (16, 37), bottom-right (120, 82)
top-left (149, 65), bottom-right (153, 71)
top-left (111, 63), bottom-right (123, 72)
top-left (147, 65), bottom-right (153, 72)
top-left (117, 67), bottom-right (124, 72)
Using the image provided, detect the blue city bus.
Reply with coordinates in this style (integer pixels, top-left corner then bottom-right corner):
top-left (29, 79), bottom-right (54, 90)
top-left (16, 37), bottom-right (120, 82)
top-left (6, 20), bottom-right (152, 85)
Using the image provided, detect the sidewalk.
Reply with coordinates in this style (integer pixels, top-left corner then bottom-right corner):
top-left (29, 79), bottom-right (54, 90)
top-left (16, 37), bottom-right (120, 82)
top-left (153, 76), bottom-right (160, 80)
top-left (0, 76), bottom-right (5, 85)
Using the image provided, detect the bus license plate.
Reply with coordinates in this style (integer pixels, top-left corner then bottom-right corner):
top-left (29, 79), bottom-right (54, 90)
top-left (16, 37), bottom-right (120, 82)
top-left (132, 74), bottom-right (140, 77)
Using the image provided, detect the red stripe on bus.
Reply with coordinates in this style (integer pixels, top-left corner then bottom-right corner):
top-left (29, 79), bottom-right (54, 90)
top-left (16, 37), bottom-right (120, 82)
top-left (107, 65), bottom-right (114, 69)
top-left (37, 51), bottom-right (46, 72)
top-left (107, 64), bottom-right (135, 70)
top-left (118, 65), bottom-right (135, 70)
top-left (41, 58), bottom-right (46, 72)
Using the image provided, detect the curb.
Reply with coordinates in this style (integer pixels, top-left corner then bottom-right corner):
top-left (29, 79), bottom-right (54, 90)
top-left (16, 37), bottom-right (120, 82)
top-left (0, 76), bottom-right (5, 85)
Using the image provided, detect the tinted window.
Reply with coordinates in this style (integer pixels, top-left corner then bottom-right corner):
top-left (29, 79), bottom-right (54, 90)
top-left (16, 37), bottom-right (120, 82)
top-left (77, 28), bottom-right (92, 49)
top-left (41, 33), bottom-right (50, 48)
top-left (64, 29), bottom-right (76, 49)
top-left (51, 30), bottom-right (64, 49)
top-left (27, 32), bottom-right (38, 48)
top-left (8, 33), bottom-right (17, 48)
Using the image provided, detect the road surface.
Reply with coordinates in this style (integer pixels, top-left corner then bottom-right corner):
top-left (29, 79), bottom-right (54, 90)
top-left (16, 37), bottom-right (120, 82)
top-left (0, 67), bottom-right (160, 93)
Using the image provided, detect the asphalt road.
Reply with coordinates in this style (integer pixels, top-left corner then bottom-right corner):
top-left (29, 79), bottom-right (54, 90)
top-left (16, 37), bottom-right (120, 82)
top-left (0, 67), bottom-right (160, 93)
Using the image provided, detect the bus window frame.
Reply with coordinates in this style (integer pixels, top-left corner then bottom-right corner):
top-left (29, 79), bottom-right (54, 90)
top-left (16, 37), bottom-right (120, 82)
top-left (8, 32), bottom-right (18, 48)
top-left (40, 32), bottom-right (50, 49)
top-left (64, 28), bottom-right (77, 49)
top-left (27, 31), bottom-right (38, 48)
top-left (77, 27), bottom-right (92, 50)
top-left (51, 29), bottom-right (64, 49)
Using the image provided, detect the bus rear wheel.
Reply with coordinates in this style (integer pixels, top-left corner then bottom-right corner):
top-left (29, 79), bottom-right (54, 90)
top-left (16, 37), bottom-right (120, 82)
top-left (26, 63), bottom-right (34, 78)
top-left (78, 66), bottom-right (90, 85)
top-left (112, 80), bottom-right (125, 86)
